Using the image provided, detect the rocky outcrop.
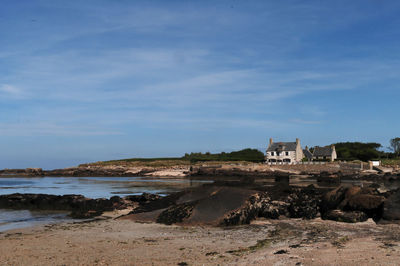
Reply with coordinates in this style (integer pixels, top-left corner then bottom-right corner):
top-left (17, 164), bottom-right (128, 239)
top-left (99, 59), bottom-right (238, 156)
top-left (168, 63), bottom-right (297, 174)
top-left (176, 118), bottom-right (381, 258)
top-left (324, 209), bottom-right (368, 223)
top-left (287, 185), bottom-right (320, 219)
top-left (259, 200), bottom-right (289, 219)
top-left (222, 193), bottom-right (269, 226)
top-left (125, 184), bottom-right (323, 226)
top-left (157, 202), bottom-right (196, 225)
top-left (346, 194), bottom-right (385, 218)
top-left (320, 185), bottom-right (387, 222)
top-left (124, 193), bottom-right (161, 204)
top-left (1, 182), bottom-right (397, 226)
top-left (0, 192), bottom-right (162, 219)
top-left (320, 186), bottom-right (347, 212)
top-left (383, 189), bottom-right (400, 220)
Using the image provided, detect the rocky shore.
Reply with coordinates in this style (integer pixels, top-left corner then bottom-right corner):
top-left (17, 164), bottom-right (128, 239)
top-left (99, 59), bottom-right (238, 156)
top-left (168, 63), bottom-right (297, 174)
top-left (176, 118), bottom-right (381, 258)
top-left (0, 192), bottom-right (159, 218)
top-left (1, 162), bottom-right (399, 181)
top-left (125, 182), bottom-right (400, 226)
top-left (1, 181), bottom-right (400, 226)
top-left (1, 182), bottom-right (400, 265)
top-left (1, 172), bottom-right (400, 265)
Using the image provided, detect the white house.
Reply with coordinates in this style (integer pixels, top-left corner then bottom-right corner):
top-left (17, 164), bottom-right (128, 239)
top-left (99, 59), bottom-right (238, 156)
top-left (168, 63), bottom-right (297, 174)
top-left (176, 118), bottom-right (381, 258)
top-left (265, 138), bottom-right (304, 164)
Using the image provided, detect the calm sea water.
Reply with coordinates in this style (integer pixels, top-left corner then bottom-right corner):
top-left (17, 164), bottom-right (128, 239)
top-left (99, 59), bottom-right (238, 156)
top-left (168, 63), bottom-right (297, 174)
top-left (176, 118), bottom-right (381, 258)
top-left (0, 176), bottom-right (212, 232)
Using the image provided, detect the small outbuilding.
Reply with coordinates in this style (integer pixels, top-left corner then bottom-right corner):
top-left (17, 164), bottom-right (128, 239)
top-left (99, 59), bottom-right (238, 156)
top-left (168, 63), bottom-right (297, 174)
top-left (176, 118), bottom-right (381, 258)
top-left (312, 145), bottom-right (337, 162)
top-left (303, 146), bottom-right (313, 162)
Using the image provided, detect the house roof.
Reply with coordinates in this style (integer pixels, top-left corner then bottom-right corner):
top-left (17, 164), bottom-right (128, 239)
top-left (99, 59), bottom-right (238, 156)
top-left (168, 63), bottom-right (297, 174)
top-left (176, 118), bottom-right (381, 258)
top-left (303, 149), bottom-right (313, 159)
top-left (267, 142), bottom-right (297, 152)
top-left (313, 146), bottom-right (333, 157)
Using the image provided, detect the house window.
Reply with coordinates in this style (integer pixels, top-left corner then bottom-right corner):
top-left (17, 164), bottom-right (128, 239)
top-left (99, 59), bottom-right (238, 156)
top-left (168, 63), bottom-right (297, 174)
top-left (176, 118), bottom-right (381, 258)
top-left (271, 152), bottom-right (274, 156)
top-left (286, 152), bottom-right (289, 156)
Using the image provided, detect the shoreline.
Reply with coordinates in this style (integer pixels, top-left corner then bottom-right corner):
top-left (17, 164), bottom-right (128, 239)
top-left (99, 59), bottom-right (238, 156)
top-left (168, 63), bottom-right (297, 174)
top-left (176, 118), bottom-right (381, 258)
top-left (1, 169), bottom-right (400, 264)
top-left (1, 161), bottom-right (399, 181)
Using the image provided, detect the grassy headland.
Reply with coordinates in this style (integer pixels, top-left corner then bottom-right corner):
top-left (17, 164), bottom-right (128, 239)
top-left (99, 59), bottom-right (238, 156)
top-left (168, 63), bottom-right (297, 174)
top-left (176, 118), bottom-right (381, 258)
top-left (80, 148), bottom-right (265, 167)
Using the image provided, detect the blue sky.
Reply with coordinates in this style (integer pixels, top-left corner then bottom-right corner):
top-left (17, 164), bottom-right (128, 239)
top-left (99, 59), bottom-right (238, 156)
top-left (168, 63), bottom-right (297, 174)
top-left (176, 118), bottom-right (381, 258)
top-left (1, 0), bottom-right (399, 169)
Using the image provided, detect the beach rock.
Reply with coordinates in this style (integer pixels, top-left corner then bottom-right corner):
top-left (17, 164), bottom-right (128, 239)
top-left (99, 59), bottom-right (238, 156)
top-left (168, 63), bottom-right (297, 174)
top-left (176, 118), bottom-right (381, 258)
top-left (0, 193), bottom-right (127, 219)
top-left (124, 193), bottom-right (161, 204)
top-left (345, 194), bottom-right (385, 220)
top-left (320, 186), bottom-right (347, 212)
top-left (185, 187), bottom-right (258, 226)
top-left (383, 189), bottom-right (400, 220)
top-left (156, 202), bottom-right (195, 225)
top-left (337, 186), bottom-right (362, 209)
top-left (346, 194), bottom-right (384, 211)
top-left (259, 200), bottom-right (290, 219)
top-left (130, 186), bottom-right (265, 226)
top-left (25, 168), bottom-right (44, 176)
top-left (345, 186), bottom-right (362, 199)
top-left (323, 209), bottom-right (368, 223)
top-left (221, 193), bottom-right (267, 226)
top-left (287, 186), bottom-right (320, 219)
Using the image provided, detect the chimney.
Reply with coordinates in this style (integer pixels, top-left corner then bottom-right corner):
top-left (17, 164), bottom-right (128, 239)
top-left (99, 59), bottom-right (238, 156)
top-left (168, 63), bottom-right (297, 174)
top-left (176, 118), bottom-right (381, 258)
top-left (331, 144), bottom-right (336, 151)
top-left (296, 138), bottom-right (300, 145)
top-left (269, 138), bottom-right (273, 146)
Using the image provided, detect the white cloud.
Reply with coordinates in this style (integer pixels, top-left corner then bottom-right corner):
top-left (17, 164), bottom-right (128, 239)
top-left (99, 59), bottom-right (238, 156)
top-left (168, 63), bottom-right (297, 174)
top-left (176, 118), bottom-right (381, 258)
top-left (0, 84), bottom-right (22, 95)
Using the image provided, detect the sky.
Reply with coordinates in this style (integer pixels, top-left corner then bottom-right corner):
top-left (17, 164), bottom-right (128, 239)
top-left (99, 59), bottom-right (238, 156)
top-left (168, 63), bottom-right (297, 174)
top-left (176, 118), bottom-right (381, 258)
top-left (0, 0), bottom-right (400, 169)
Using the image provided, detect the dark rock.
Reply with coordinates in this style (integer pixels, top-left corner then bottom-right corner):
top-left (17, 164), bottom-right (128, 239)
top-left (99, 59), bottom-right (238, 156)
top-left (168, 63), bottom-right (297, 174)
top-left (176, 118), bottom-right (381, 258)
top-left (323, 209), bottom-right (368, 223)
top-left (222, 193), bottom-right (268, 226)
top-left (383, 189), bottom-right (400, 220)
top-left (0, 193), bottom-right (126, 219)
top-left (156, 202), bottom-right (195, 225)
top-left (259, 200), bottom-right (289, 219)
top-left (345, 194), bottom-right (385, 219)
top-left (124, 193), bottom-right (161, 204)
top-left (287, 185), bottom-right (320, 219)
top-left (185, 187), bottom-right (258, 226)
top-left (320, 185), bottom-right (385, 221)
top-left (275, 174), bottom-right (289, 183)
top-left (25, 168), bottom-right (44, 176)
top-left (337, 186), bottom-right (362, 209)
top-left (131, 191), bottom-right (184, 214)
top-left (369, 183), bottom-right (381, 189)
top-left (274, 249), bottom-right (288, 254)
top-left (320, 186), bottom-right (347, 213)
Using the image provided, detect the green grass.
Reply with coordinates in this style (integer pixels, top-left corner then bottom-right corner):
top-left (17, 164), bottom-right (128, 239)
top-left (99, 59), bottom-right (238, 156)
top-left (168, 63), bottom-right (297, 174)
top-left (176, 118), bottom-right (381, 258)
top-left (381, 158), bottom-right (400, 166)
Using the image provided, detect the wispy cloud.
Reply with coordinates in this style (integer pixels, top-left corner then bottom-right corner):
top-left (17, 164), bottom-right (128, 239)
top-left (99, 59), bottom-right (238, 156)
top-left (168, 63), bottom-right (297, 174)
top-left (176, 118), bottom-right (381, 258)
top-left (0, 122), bottom-right (122, 137)
top-left (0, 84), bottom-right (22, 95)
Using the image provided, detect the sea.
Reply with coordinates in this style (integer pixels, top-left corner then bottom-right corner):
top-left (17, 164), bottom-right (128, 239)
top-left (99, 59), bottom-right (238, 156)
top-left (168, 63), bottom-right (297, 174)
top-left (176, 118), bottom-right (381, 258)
top-left (0, 176), bottom-right (212, 232)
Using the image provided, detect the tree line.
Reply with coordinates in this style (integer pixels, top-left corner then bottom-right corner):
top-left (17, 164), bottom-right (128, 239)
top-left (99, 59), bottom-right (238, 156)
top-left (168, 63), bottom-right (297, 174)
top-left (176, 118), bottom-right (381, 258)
top-left (333, 137), bottom-right (400, 161)
top-left (182, 148), bottom-right (265, 163)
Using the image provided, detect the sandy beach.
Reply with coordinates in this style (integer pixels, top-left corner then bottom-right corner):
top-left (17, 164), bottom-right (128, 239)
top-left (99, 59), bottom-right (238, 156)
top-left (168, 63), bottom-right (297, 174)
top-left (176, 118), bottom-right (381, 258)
top-left (1, 216), bottom-right (400, 266)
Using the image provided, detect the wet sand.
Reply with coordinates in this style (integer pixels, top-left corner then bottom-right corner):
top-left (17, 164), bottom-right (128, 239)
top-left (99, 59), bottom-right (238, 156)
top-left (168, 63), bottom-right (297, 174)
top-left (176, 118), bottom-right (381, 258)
top-left (1, 216), bottom-right (400, 265)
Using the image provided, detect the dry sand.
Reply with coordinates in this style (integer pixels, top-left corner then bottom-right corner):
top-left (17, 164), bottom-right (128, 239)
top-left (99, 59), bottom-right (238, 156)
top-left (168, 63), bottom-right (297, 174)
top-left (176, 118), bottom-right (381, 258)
top-left (1, 217), bottom-right (400, 265)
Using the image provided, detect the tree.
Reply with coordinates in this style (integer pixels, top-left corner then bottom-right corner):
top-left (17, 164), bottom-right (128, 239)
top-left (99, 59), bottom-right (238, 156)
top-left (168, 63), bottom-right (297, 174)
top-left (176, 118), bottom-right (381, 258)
top-left (333, 142), bottom-right (382, 161)
top-left (390, 137), bottom-right (400, 157)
